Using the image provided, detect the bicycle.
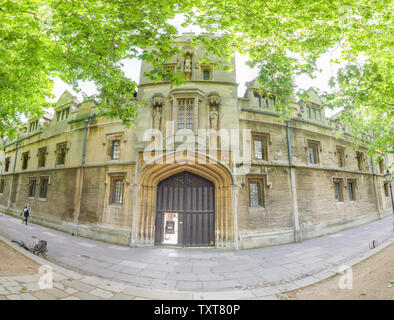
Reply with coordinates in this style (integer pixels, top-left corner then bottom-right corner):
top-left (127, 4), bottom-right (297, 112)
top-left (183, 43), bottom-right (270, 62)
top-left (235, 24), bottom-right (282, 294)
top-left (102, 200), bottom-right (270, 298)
top-left (12, 239), bottom-right (48, 257)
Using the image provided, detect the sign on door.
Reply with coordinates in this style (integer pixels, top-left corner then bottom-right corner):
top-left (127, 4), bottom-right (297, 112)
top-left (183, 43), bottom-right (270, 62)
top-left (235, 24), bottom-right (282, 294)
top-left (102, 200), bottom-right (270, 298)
top-left (162, 212), bottom-right (178, 245)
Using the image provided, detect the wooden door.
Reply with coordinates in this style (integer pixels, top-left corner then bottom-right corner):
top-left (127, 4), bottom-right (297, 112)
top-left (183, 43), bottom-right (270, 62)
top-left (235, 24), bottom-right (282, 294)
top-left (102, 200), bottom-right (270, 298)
top-left (155, 171), bottom-right (215, 247)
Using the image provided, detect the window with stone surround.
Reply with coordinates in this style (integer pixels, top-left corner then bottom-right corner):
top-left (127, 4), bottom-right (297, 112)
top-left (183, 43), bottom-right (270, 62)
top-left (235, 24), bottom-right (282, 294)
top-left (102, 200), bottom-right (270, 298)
top-left (384, 182), bottom-right (389, 197)
top-left (253, 92), bottom-right (274, 109)
top-left (56, 142), bottom-right (67, 165)
top-left (337, 146), bottom-right (345, 168)
top-left (252, 133), bottom-right (269, 161)
top-left (307, 140), bottom-right (320, 164)
top-left (39, 176), bottom-right (49, 199)
top-left (202, 68), bottom-right (212, 80)
top-left (379, 159), bottom-right (384, 174)
top-left (4, 157), bottom-right (10, 172)
top-left (248, 177), bottom-right (265, 207)
top-left (348, 179), bottom-right (356, 201)
top-left (305, 102), bottom-right (322, 121)
top-left (109, 176), bottom-right (124, 205)
top-left (333, 179), bottom-right (344, 202)
top-left (105, 132), bottom-right (124, 161)
top-left (356, 152), bottom-right (365, 171)
top-left (56, 107), bottom-right (70, 121)
top-left (38, 147), bottom-right (47, 168)
top-left (163, 64), bottom-right (176, 81)
top-left (29, 120), bottom-right (39, 132)
top-left (28, 178), bottom-right (37, 198)
top-left (22, 152), bottom-right (29, 170)
top-left (0, 179), bottom-right (4, 194)
top-left (177, 98), bottom-right (194, 130)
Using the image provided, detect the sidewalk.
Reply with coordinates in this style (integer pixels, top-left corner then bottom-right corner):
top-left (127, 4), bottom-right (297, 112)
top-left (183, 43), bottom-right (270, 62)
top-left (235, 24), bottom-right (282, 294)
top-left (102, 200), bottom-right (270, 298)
top-left (0, 212), bottom-right (393, 299)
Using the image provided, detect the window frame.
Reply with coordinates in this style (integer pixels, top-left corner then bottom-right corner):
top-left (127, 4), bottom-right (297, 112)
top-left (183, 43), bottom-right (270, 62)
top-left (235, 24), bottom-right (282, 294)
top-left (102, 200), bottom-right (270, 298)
top-left (28, 178), bottom-right (37, 198)
top-left (247, 177), bottom-right (265, 208)
top-left (56, 143), bottom-right (67, 166)
top-left (0, 179), bottom-right (4, 194)
top-left (252, 133), bottom-right (269, 161)
top-left (307, 140), bottom-right (320, 165)
top-left (38, 147), bottom-right (47, 168)
top-left (333, 179), bottom-right (344, 202)
top-left (111, 140), bottom-right (121, 160)
top-left (337, 147), bottom-right (345, 168)
top-left (39, 176), bottom-right (49, 199)
top-left (22, 152), bottom-right (29, 170)
top-left (384, 182), bottom-right (389, 197)
top-left (347, 179), bottom-right (356, 201)
top-left (109, 176), bottom-right (124, 205)
top-left (177, 98), bottom-right (194, 130)
top-left (4, 157), bottom-right (10, 172)
top-left (356, 152), bottom-right (365, 171)
top-left (379, 159), bottom-right (384, 174)
top-left (202, 68), bottom-right (211, 80)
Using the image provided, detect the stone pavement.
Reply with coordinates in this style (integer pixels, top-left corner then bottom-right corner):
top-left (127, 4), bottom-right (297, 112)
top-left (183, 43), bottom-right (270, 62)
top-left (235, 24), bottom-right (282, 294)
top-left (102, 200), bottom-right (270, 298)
top-left (0, 212), bottom-right (393, 300)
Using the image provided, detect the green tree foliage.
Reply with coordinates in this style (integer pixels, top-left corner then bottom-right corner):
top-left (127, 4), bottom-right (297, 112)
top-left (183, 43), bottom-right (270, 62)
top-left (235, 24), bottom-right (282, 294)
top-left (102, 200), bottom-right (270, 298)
top-left (1, 0), bottom-right (392, 155)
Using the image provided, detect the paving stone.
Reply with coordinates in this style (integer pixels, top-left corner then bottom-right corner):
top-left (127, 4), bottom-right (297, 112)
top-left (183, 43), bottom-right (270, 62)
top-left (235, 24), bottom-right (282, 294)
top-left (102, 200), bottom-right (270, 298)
top-left (32, 290), bottom-right (58, 300)
top-left (120, 260), bottom-right (148, 269)
top-left (65, 288), bottom-right (79, 294)
top-left (23, 282), bottom-right (41, 292)
top-left (122, 287), bottom-right (193, 300)
top-left (176, 281), bottom-right (204, 290)
top-left (110, 293), bottom-right (135, 300)
top-left (90, 288), bottom-right (114, 299)
top-left (60, 296), bottom-right (81, 300)
top-left (167, 273), bottom-right (198, 281)
top-left (197, 273), bottom-right (225, 281)
top-left (61, 280), bottom-right (97, 292)
top-left (193, 290), bottom-right (255, 300)
top-left (74, 292), bottom-right (101, 300)
top-left (97, 281), bottom-right (126, 293)
top-left (20, 293), bottom-right (39, 300)
top-left (43, 287), bottom-right (69, 299)
top-left (0, 285), bottom-right (9, 295)
top-left (202, 280), bottom-right (241, 290)
top-left (53, 282), bottom-right (65, 290)
top-left (114, 273), bottom-right (154, 286)
top-left (80, 276), bottom-right (103, 286)
top-left (5, 285), bottom-right (22, 294)
top-left (6, 294), bottom-right (23, 300)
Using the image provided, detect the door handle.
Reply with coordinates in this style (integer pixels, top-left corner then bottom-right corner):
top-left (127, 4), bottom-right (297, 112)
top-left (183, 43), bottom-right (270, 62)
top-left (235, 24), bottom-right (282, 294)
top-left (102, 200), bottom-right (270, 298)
top-left (179, 221), bottom-right (183, 224)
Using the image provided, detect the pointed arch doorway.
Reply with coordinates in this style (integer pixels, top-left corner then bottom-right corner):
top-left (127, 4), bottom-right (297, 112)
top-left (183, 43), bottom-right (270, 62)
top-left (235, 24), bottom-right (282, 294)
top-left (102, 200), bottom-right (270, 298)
top-left (154, 171), bottom-right (215, 247)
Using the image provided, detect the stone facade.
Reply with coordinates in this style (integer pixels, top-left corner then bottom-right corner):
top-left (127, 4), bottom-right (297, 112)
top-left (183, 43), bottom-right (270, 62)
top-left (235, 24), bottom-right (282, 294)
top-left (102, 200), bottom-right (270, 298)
top-left (0, 33), bottom-right (392, 249)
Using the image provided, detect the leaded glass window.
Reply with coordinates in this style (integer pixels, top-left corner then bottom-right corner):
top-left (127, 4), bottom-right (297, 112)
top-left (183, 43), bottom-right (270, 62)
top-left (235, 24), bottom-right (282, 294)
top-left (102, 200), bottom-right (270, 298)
top-left (249, 182), bottom-right (259, 207)
top-left (29, 179), bottom-right (36, 197)
top-left (111, 140), bottom-right (121, 160)
top-left (348, 181), bottom-right (356, 201)
top-left (110, 178), bottom-right (123, 205)
top-left (177, 98), bottom-right (194, 130)
top-left (40, 177), bottom-right (49, 198)
top-left (248, 178), bottom-right (265, 207)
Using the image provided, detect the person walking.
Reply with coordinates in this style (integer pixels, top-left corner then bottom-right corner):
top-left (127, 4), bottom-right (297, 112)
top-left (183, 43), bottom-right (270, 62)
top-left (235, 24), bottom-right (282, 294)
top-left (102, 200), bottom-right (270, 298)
top-left (20, 203), bottom-right (31, 226)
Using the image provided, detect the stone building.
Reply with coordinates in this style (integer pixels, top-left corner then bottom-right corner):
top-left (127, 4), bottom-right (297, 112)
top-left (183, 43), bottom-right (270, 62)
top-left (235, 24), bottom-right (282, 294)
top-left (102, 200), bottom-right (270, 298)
top-left (0, 33), bottom-right (392, 249)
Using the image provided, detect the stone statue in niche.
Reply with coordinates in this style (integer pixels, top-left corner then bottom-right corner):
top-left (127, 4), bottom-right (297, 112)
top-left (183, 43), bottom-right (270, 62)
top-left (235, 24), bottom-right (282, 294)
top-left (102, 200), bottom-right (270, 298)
top-left (184, 57), bottom-right (192, 73)
top-left (209, 109), bottom-right (219, 130)
top-left (153, 107), bottom-right (162, 130)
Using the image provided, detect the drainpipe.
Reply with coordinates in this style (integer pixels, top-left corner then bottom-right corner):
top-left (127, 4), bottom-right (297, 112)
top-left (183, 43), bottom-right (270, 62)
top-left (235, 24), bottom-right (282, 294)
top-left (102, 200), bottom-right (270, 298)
top-left (12, 142), bottom-right (18, 173)
top-left (286, 119), bottom-right (301, 242)
top-left (370, 156), bottom-right (382, 218)
top-left (69, 114), bottom-right (96, 232)
top-left (7, 142), bottom-right (19, 209)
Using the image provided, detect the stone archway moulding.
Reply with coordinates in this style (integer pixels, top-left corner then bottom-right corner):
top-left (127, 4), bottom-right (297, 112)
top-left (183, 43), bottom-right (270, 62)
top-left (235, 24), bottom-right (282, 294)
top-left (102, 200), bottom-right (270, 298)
top-left (131, 152), bottom-right (236, 248)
